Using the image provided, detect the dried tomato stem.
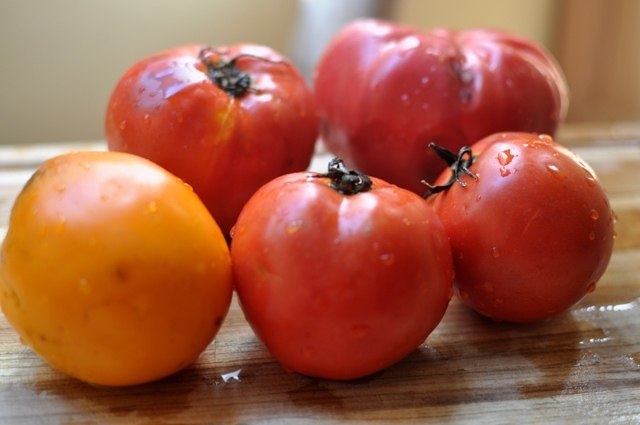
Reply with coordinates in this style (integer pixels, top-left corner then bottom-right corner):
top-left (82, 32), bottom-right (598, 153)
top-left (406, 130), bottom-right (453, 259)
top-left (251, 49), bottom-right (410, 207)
top-left (422, 143), bottom-right (478, 198)
top-left (314, 157), bottom-right (372, 195)
top-left (198, 47), bottom-right (288, 98)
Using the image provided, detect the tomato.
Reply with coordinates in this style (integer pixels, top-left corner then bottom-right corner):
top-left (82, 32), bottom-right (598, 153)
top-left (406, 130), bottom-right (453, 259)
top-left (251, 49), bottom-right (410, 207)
top-left (231, 158), bottom-right (453, 380)
top-left (0, 151), bottom-right (233, 386)
top-left (105, 44), bottom-right (318, 238)
top-left (314, 19), bottom-right (569, 194)
top-left (425, 132), bottom-right (615, 323)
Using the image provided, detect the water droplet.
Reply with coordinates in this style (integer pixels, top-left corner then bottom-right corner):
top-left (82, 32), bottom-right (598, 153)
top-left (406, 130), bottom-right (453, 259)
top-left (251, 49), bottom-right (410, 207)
top-left (402, 217), bottom-right (411, 226)
top-left (586, 281), bottom-right (597, 293)
top-left (119, 120), bottom-right (127, 131)
top-left (499, 168), bottom-right (512, 177)
top-left (379, 253), bottom-right (395, 266)
top-left (475, 195), bottom-right (482, 202)
top-left (54, 183), bottom-right (66, 193)
top-left (350, 324), bottom-right (369, 338)
top-left (491, 246), bottom-right (500, 258)
top-left (400, 93), bottom-right (410, 106)
top-left (143, 113), bottom-right (151, 127)
top-left (286, 219), bottom-right (303, 235)
top-left (588, 231), bottom-right (596, 241)
top-left (146, 201), bottom-right (158, 214)
top-left (546, 164), bottom-right (566, 181)
top-left (585, 176), bottom-right (597, 187)
top-left (590, 209), bottom-right (600, 221)
top-left (420, 76), bottom-right (430, 85)
top-left (481, 282), bottom-right (494, 293)
top-left (78, 278), bottom-right (91, 295)
top-left (154, 68), bottom-right (175, 79)
top-left (302, 345), bottom-right (314, 358)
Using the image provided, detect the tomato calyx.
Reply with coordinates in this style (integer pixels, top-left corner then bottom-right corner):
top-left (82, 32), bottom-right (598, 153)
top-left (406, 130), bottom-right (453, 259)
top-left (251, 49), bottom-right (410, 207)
top-left (422, 143), bottom-right (478, 198)
top-left (313, 157), bottom-right (373, 195)
top-left (198, 47), bottom-right (288, 98)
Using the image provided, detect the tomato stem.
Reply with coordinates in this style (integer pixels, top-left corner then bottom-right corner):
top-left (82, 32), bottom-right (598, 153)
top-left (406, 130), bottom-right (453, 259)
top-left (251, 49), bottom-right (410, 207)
top-left (198, 47), bottom-right (287, 98)
top-left (313, 157), bottom-right (372, 195)
top-left (422, 143), bottom-right (478, 198)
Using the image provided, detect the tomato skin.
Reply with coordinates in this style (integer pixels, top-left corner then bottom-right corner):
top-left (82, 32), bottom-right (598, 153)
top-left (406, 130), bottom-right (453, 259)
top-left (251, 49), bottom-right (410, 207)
top-left (0, 151), bottom-right (233, 386)
top-left (314, 19), bottom-right (569, 193)
top-left (106, 44), bottom-right (318, 237)
top-left (427, 133), bottom-right (615, 323)
top-left (231, 169), bottom-right (454, 380)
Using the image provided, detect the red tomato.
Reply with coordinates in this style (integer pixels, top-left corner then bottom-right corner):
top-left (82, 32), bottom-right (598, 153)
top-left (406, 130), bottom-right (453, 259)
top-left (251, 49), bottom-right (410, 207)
top-left (105, 44), bottom-right (318, 237)
top-left (231, 158), bottom-right (454, 380)
top-left (426, 132), bottom-right (615, 323)
top-left (314, 19), bottom-right (569, 194)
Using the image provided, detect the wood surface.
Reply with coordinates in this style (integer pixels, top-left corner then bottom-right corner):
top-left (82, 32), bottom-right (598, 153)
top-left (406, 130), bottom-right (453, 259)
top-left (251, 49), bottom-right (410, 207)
top-left (0, 123), bottom-right (639, 424)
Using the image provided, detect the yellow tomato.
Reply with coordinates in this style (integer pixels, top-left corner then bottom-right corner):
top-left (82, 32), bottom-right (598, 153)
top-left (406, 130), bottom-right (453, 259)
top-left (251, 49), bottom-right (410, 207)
top-left (0, 151), bottom-right (232, 386)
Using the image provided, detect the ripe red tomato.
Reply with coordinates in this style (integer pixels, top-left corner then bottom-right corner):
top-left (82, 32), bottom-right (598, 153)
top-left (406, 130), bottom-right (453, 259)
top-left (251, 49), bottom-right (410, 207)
top-left (231, 158), bottom-right (453, 380)
top-left (314, 19), bottom-right (569, 194)
top-left (425, 132), bottom-right (615, 323)
top-left (105, 44), bottom-right (318, 237)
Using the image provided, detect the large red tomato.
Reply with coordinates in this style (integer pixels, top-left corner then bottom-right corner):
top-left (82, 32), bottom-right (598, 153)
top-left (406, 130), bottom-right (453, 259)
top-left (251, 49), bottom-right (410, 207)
top-left (314, 19), bottom-right (569, 193)
top-left (106, 44), bottom-right (318, 237)
top-left (231, 158), bottom-right (454, 380)
top-left (425, 132), bottom-right (615, 323)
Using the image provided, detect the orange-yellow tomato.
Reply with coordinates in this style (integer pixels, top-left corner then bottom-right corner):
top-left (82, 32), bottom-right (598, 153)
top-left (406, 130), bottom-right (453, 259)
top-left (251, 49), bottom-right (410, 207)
top-left (0, 151), bottom-right (232, 386)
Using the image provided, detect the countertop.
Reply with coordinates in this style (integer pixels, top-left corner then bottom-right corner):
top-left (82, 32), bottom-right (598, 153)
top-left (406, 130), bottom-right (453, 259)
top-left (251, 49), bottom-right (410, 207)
top-left (1, 123), bottom-right (639, 424)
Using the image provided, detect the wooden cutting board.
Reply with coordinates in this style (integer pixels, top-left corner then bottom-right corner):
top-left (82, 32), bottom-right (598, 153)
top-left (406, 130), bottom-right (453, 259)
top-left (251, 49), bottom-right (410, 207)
top-left (1, 124), bottom-right (639, 424)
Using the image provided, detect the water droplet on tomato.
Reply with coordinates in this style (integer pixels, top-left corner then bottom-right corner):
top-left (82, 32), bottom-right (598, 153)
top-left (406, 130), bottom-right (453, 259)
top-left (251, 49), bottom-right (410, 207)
top-left (350, 324), bottom-right (369, 338)
top-left (499, 167), bottom-right (511, 177)
top-left (491, 246), bottom-right (500, 258)
top-left (54, 183), bottom-right (66, 193)
top-left (143, 113), bottom-right (151, 127)
top-left (78, 278), bottom-right (91, 295)
top-left (147, 201), bottom-right (158, 214)
top-left (119, 120), bottom-right (127, 131)
top-left (154, 68), bottom-right (175, 79)
top-left (546, 164), bottom-right (566, 181)
top-left (590, 209), bottom-right (600, 221)
top-left (400, 93), bottom-right (410, 106)
top-left (379, 253), bottom-right (395, 266)
top-left (481, 282), bottom-right (494, 293)
top-left (302, 345), bottom-right (314, 358)
top-left (586, 281), bottom-right (597, 293)
top-left (588, 231), bottom-right (596, 241)
top-left (286, 220), bottom-right (303, 235)
top-left (585, 176), bottom-right (597, 187)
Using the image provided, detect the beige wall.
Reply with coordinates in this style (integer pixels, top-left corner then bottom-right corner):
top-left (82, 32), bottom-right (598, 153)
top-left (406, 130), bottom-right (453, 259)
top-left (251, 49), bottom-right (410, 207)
top-left (0, 0), bottom-right (298, 145)
top-left (390, 0), bottom-right (557, 49)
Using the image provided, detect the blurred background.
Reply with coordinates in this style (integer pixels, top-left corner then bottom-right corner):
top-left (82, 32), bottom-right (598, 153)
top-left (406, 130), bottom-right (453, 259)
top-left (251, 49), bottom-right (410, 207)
top-left (1, 0), bottom-right (638, 145)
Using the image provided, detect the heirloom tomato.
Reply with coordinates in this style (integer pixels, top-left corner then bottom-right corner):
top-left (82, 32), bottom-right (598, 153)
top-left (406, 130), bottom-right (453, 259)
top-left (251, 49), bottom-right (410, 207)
top-left (231, 158), bottom-right (454, 380)
top-left (0, 151), bottom-right (233, 386)
top-left (314, 19), bottom-right (569, 193)
top-left (425, 133), bottom-right (615, 323)
top-left (105, 44), bottom-right (318, 237)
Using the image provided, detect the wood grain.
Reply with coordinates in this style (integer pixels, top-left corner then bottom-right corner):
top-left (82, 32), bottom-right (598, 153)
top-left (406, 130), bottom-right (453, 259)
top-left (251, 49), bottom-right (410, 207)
top-left (1, 124), bottom-right (639, 424)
